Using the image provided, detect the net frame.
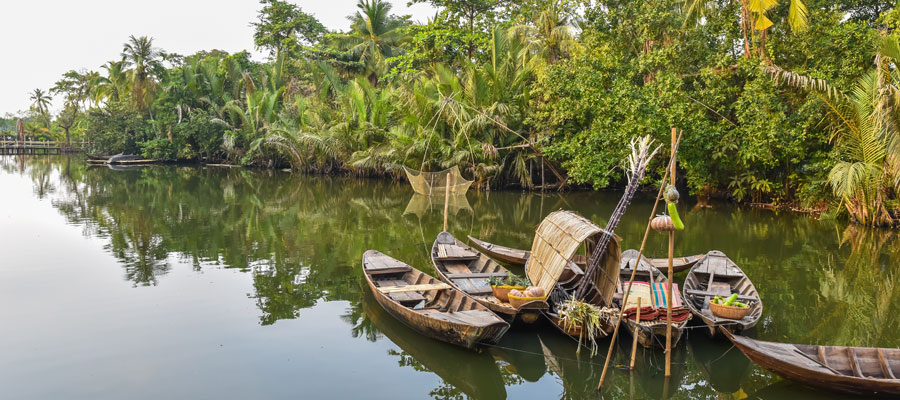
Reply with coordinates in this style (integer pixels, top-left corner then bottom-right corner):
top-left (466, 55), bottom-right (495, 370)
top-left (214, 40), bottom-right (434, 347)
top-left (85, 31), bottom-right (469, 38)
top-left (403, 166), bottom-right (474, 196)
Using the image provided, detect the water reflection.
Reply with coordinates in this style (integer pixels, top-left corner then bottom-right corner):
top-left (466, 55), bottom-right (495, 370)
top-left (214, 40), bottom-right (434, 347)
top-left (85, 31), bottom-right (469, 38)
top-left (7, 155), bottom-right (900, 399)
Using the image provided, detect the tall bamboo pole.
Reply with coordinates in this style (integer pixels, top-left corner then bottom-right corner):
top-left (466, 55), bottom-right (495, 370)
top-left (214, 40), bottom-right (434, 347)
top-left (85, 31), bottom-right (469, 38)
top-left (443, 174), bottom-right (451, 231)
top-left (597, 132), bottom-right (683, 390)
top-left (665, 128), bottom-right (676, 377)
top-left (629, 297), bottom-right (641, 370)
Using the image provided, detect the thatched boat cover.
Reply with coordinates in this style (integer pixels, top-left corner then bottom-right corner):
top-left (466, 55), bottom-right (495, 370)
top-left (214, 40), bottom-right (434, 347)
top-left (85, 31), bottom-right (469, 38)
top-left (403, 166), bottom-right (474, 196)
top-left (526, 210), bottom-right (621, 304)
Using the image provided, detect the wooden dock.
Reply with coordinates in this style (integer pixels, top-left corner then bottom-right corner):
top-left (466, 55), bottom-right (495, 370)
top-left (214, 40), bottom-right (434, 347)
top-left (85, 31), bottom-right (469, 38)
top-left (0, 140), bottom-right (81, 155)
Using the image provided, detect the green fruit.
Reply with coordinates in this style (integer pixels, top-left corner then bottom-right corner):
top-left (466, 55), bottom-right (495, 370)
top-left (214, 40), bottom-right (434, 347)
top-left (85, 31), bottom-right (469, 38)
top-left (667, 202), bottom-right (684, 230)
top-left (723, 293), bottom-right (739, 306)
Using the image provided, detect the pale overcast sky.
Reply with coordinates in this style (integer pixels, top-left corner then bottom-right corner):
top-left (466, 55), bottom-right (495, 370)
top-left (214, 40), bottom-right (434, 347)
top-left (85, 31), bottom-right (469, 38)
top-left (1, 0), bottom-right (435, 115)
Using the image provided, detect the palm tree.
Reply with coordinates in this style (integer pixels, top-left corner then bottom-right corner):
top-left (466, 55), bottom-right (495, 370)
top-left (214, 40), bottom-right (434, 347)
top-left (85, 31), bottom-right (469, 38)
top-left (338, 0), bottom-right (406, 85)
top-left (121, 35), bottom-right (163, 110)
top-left (29, 88), bottom-right (52, 127)
top-left (93, 61), bottom-right (129, 103)
top-left (512, 0), bottom-right (578, 64)
top-left (766, 36), bottom-right (900, 226)
top-left (30, 88), bottom-right (52, 115)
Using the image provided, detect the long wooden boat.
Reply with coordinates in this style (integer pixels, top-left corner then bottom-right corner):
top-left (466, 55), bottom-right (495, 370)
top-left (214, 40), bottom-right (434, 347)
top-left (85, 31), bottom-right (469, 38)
top-left (724, 330), bottom-right (900, 397)
top-left (362, 250), bottom-right (509, 348)
top-left (468, 235), bottom-right (703, 273)
top-left (616, 250), bottom-right (690, 349)
top-left (683, 250), bottom-right (762, 336)
top-left (431, 232), bottom-right (548, 323)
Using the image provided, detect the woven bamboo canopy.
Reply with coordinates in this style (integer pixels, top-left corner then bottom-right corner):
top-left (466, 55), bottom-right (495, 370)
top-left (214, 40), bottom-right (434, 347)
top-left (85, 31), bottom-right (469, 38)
top-left (526, 210), bottom-right (621, 303)
top-left (403, 166), bottom-right (474, 196)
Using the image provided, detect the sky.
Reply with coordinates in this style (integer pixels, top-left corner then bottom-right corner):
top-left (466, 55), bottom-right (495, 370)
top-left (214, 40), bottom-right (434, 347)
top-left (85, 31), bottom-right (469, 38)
top-left (0, 0), bottom-right (435, 115)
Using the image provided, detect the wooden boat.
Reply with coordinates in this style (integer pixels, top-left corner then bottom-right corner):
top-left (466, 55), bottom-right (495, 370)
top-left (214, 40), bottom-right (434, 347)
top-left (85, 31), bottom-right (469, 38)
top-left (616, 250), bottom-right (690, 349)
top-left (724, 330), bottom-right (900, 397)
top-left (362, 250), bottom-right (509, 348)
top-left (468, 235), bottom-right (703, 273)
top-left (683, 250), bottom-right (762, 336)
top-left (431, 232), bottom-right (548, 323)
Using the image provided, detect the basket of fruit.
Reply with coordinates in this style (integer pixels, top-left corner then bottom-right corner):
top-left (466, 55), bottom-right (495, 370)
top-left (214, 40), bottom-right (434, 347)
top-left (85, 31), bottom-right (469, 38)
top-left (488, 273), bottom-right (529, 302)
top-left (710, 294), bottom-right (751, 319)
top-left (508, 286), bottom-right (547, 308)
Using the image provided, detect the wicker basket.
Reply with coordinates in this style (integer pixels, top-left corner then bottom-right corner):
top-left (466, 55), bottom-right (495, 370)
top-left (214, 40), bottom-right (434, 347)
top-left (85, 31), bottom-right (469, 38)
top-left (491, 285), bottom-right (527, 302)
top-left (710, 302), bottom-right (751, 319)
top-left (508, 293), bottom-right (548, 309)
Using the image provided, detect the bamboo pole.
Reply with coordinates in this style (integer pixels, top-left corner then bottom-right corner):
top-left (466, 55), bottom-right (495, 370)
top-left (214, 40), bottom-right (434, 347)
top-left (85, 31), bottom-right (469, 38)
top-left (665, 128), bottom-right (676, 377)
top-left (629, 297), bottom-right (641, 370)
top-left (443, 174), bottom-right (451, 231)
top-left (597, 132), bottom-right (683, 390)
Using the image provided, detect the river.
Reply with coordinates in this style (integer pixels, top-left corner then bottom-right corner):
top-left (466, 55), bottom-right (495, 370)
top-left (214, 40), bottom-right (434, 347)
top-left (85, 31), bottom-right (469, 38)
top-left (1, 155), bottom-right (895, 399)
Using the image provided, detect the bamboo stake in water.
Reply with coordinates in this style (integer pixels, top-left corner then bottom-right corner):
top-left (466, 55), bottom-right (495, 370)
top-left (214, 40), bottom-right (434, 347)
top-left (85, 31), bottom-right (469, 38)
top-left (629, 297), bottom-right (641, 370)
top-left (442, 174), bottom-right (451, 231)
top-left (665, 127), bottom-right (677, 377)
top-left (597, 132), bottom-right (682, 390)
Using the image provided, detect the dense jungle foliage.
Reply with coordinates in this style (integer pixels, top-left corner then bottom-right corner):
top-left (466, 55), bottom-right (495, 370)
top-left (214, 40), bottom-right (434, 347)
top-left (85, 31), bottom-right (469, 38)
top-left (11, 0), bottom-right (900, 226)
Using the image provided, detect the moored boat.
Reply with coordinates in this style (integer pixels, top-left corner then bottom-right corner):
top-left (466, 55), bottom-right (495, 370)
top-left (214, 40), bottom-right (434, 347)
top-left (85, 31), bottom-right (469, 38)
top-left (683, 250), bottom-right (762, 336)
top-left (431, 232), bottom-right (548, 323)
top-left (724, 330), bottom-right (900, 397)
top-left (616, 251), bottom-right (691, 349)
top-left (363, 250), bottom-right (509, 348)
top-left (468, 235), bottom-right (702, 273)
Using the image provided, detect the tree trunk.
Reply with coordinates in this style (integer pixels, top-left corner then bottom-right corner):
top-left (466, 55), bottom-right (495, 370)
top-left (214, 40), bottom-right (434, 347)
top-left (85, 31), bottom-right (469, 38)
top-left (65, 127), bottom-right (70, 147)
top-left (740, 0), bottom-right (753, 58)
top-left (167, 125), bottom-right (173, 143)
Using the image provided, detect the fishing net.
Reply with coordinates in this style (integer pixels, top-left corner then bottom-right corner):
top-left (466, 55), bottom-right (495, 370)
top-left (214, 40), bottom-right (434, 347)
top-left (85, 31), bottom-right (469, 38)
top-left (403, 166), bottom-right (473, 196)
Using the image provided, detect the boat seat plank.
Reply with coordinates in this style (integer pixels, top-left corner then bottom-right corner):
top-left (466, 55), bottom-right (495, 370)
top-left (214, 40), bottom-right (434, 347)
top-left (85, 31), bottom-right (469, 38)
top-left (376, 279), bottom-right (428, 302)
top-left (436, 244), bottom-right (480, 260)
top-left (685, 289), bottom-right (757, 301)
top-left (451, 279), bottom-right (492, 295)
top-left (878, 349), bottom-right (897, 379)
top-left (848, 348), bottom-right (864, 378)
top-left (443, 262), bottom-right (472, 274)
top-left (367, 267), bottom-right (413, 275)
top-left (378, 283), bottom-right (452, 294)
top-left (445, 272), bottom-right (508, 279)
top-left (708, 282), bottom-right (732, 296)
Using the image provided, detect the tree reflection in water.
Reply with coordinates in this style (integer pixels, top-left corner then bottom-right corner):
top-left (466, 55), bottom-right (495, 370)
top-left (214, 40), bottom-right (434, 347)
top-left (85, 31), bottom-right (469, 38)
top-left (13, 155), bottom-right (900, 399)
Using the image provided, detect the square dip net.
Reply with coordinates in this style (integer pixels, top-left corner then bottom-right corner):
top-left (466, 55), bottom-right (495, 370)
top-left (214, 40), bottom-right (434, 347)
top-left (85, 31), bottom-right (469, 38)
top-left (403, 166), bottom-right (473, 196)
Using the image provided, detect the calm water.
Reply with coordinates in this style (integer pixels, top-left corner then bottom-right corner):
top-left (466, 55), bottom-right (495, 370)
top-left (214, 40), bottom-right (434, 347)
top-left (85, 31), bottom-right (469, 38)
top-left (1, 155), bottom-right (897, 399)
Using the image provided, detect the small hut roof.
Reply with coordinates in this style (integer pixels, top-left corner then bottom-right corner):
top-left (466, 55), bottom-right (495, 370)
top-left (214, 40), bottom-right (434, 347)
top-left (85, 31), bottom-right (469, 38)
top-left (526, 210), bottom-right (621, 298)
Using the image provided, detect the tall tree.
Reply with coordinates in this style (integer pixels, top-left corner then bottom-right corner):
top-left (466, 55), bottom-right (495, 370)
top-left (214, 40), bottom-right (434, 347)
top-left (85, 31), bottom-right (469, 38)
top-left (338, 0), bottom-right (408, 85)
top-left (512, 0), bottom-right (578, 64)
top-left (252, 0), bottom-right (326, 58)
top-left (683, 0), bottom-right (809, 59)
top-left (29, 88), bottom-right (52, 128)
top-left (56, 101), bottom-right (80, 146)
top-left (94, 61), bottom-right (129, 103)
top-left (410, 0), bottom-right (506, 58)
top-left (121, 35), bottom-right (163, 111)
top-left (52, 70), bottom-right (97, 110)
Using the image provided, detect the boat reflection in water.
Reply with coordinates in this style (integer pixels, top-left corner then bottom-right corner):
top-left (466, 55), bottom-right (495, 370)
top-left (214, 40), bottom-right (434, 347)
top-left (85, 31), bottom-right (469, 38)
top-left (360, 289), bottom-right (507, 399)
top-left (689, 335), bottom-right (751, 395)
top-left (488, 328), bottom-right (548, 382)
